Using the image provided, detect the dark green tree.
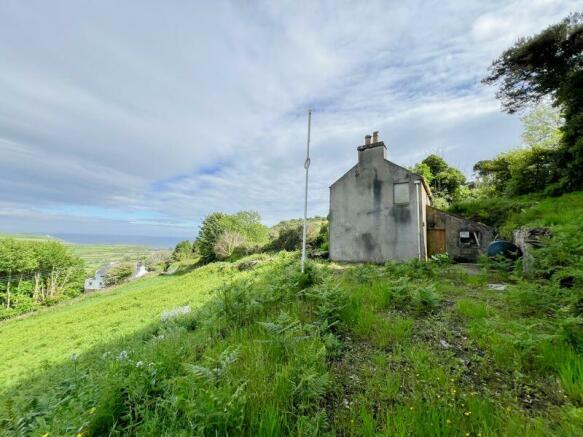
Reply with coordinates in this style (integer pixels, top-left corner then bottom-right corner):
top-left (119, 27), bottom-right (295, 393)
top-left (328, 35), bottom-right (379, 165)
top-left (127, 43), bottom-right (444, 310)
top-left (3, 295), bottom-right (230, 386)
top-left (172, 240), bottom-right (193, 261)
top-left (412, 154), bottom-right (467, 206)
top-left (483, 13), bottom-right (583, 192)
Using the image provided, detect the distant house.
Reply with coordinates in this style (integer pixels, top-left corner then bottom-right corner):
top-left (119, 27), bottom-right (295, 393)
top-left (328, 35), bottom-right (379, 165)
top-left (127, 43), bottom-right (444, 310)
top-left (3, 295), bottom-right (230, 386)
top-left (84, 263), bottom-right (114, 291)
top-left (132, 261), bottom-right (148, 279)
top-left (329, 132), bottom-right (493, 263)
top-left (84, 261), bottom-right (148, 292)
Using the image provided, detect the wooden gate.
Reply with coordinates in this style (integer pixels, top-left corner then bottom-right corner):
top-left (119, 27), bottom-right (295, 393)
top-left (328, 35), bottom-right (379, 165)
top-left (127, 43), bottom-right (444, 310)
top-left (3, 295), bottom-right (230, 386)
top-left (427, 229), bottom-right (446, 256)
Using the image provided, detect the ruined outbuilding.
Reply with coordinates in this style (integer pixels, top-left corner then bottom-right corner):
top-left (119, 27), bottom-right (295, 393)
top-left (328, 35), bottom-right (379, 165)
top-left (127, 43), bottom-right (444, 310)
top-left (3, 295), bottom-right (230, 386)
top-left (329, 132), bottom-right (493, 263)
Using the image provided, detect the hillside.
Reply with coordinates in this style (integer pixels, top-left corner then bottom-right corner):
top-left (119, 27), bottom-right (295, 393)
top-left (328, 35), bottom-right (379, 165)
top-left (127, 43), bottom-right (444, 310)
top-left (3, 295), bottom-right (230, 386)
top-left (0, 233), bottom-right (159, 274)
top-left (1, 194), bottom-right (582, 435)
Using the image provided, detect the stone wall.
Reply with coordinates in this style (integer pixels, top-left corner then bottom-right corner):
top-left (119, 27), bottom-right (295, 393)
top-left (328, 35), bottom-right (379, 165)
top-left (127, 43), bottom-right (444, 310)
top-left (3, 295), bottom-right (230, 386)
top-left (426, 206), bottom-right (494, 262)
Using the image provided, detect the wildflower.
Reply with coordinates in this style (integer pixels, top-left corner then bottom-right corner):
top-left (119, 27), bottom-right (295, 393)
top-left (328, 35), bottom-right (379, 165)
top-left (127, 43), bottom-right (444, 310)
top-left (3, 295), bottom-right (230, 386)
top-left (465, 433), bottom-right (470, 436)
top-left (464, 411), bottom-right (471, 416)
top-left (446, 419), bottom-right (451, 424)
top-left (70, 353), bottom-right (78, 362)
top-left (136, 361), bottom-right (144, 368)
top-left (102, 351), bottom-right (111, 359)
top-left (117, 350), bottom-right (129, 361)
top-left (409, 406), bottom-right (414, 410)
top-left (161, 305), bottom-right (191, 322)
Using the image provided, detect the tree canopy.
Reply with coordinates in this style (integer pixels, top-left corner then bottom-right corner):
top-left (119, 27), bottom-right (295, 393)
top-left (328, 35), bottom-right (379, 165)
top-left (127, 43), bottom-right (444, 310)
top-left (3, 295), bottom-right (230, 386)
top-left (483, 12), bottom-right (583, 192)
top-left (195, 211), bottom-right (268, 262)
top-left (412, 154), bottom-right (467, 207)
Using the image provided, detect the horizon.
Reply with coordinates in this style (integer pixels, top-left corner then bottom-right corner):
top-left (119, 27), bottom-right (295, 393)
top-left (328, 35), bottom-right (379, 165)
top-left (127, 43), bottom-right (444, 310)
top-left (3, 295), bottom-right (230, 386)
top-left (0, 1), bottom-right (579, 237)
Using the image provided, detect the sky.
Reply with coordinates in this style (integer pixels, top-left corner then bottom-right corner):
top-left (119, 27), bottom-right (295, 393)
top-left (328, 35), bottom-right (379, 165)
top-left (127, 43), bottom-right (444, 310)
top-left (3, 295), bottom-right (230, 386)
top-left (0, 0), bottom-right (579, 240)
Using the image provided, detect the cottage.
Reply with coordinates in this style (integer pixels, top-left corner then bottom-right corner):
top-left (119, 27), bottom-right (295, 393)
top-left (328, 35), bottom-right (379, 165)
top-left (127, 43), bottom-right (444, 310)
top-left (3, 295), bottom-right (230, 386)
top-left (329, 132), bottom-right (493, 263)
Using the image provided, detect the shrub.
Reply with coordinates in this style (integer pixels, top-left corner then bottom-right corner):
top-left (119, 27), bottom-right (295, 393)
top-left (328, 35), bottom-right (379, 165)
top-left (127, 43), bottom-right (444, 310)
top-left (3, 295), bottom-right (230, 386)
top-left (145, 250), bottom-right (172, 272)
top-left (197, 211), bottom-right (268, 263)
top-left (172, 240), bottom-right (193, 261)
top-left (449, 196), bottom-right (538, 229)
top-left (268, 218), bottom-right (325, 252)
top-left (411, 285), bottom-right (440, 314)
top-left (104, 262), bottom-right (135, 287)
top-left (214, 231), bottom-right (248, 261)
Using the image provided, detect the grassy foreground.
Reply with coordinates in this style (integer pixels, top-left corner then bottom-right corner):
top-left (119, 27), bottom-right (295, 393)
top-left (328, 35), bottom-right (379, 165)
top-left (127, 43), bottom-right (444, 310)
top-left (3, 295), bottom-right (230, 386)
top-left (0, 265), bottom-right (227, 386)
top-left (1, 193), bottom-right (582, 435)
top-left (1, 251), bottom-right (582, 435)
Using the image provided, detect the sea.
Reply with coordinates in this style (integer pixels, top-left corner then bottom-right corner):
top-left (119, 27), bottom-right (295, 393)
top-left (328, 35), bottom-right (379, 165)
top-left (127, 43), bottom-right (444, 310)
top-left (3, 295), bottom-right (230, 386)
top-left (53, 233), bottom-right (190, 249)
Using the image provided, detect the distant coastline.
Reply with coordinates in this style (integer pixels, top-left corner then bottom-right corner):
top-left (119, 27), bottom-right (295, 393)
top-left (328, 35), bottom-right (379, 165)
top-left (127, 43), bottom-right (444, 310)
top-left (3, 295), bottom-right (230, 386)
top-left (52, 233), bottom-right (189, 248)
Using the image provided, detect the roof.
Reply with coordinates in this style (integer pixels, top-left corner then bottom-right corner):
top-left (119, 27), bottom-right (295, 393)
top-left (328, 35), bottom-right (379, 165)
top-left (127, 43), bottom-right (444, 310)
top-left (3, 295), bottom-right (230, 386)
top-left (426, 205), bottom-right (493, 229)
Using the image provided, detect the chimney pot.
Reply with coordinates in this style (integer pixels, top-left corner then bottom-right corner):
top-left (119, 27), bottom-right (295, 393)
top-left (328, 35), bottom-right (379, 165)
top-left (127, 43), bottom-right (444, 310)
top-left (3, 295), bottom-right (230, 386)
top-left (372, 131), bottom-right (379, 143)
top-left (364, 135), bottom-right (371, 145)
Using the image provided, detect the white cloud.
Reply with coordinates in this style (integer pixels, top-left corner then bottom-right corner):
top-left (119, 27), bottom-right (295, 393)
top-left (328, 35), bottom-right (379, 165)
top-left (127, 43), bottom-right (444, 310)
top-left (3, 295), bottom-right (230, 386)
top-left (0, 0), bottom-right (578, 237)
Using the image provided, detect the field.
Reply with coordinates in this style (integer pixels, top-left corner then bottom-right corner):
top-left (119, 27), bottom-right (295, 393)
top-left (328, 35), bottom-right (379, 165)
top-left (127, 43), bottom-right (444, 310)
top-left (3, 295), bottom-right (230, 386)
top-left (0, 233), bottom-right (159, 274)
top-left (1, 194), bottom-right (582, 435)
top-left (0, 265), bottom-right (226, 386)
top-left (68, 244), bottom-right (157, 274)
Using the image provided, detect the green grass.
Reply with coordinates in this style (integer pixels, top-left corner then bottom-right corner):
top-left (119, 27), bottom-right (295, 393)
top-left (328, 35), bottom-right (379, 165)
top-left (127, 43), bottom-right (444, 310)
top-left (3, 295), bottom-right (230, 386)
top-left (68, 244), bottom-right (157, 274)
top-left (0, 262), bottom-right (229, 386)
top-left (2, 193), bottom-right (583, 435)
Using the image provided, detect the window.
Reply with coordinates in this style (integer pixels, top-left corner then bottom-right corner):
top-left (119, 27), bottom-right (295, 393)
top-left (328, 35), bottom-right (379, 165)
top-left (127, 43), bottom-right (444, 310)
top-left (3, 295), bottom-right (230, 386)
top-left (459, 230), bottom-right (481, 248)
top-left (394, 182), bottom-right (410, 204)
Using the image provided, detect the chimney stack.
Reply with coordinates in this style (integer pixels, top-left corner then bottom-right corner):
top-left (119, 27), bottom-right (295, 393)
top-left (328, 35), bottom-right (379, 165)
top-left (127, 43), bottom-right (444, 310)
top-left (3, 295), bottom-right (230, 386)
top-left (364, 134), bottom-right (372, 145)
top-left (372, 131), bottom-right (379, 143)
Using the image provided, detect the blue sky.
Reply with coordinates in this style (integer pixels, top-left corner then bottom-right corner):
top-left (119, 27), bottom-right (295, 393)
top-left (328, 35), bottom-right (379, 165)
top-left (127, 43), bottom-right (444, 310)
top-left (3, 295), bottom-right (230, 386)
top-left (0, 0), bottom-right (579, 238)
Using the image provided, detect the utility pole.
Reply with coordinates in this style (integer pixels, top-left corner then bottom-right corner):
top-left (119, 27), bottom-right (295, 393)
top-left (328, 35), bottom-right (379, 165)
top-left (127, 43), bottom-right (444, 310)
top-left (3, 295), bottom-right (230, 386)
top-left (301, 109), bottom-right (312, 273)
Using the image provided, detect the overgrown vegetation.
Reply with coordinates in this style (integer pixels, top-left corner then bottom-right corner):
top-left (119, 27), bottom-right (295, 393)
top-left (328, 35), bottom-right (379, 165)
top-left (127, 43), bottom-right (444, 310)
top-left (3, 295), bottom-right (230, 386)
top-left (483, 12), bottom-right (583, 195)
top-left (2, 227), bottom-right (583, 434)
top-left (0, 239), bottom-right (85, 320)
top-left (196, 211), bottom-right (268, 262)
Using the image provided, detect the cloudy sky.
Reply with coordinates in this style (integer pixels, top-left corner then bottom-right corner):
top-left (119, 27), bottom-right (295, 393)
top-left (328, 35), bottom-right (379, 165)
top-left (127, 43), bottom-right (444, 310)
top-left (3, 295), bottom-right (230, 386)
top-left (0, 0), bottom-right (578, 240)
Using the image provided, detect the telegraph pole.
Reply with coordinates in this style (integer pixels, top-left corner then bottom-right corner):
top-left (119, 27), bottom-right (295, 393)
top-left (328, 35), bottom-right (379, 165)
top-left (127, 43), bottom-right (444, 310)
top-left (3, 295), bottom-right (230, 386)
top-left (301, 109), bottom-right (312, 273)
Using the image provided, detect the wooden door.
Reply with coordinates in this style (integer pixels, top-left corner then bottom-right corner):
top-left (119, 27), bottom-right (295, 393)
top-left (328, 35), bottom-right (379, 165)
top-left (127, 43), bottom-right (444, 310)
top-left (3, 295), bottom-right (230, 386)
top-left (427, 229), bottom-right (446, 256)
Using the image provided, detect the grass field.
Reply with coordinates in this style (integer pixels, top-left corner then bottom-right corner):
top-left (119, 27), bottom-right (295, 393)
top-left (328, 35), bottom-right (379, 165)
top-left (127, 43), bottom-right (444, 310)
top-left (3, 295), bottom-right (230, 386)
top-left (1, 194), bottom-right (582, 435)
top-left (68, 243), bottom-right (157, 273)
top-left (0, 264), bottom-right (228, 386)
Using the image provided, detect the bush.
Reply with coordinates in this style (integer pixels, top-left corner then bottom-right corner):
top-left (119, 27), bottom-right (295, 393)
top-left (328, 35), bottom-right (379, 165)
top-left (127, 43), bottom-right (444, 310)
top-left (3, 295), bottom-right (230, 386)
top-left (145, 250), bottom-right (172, 272)
top-left (0, 238), bottom-right (84, 319)
top-left (268, 218), bottom-right (326, 252)
top-left (197, 211), bottom-right (268, 263)
top-left (449, 196), bottom-right (539, 230)
top-left (172, 240), bottom-right (193, 261)
top-left (213, 231), bottom-right (247, 261)
top-left (104, 262), bottom-right (135, 287)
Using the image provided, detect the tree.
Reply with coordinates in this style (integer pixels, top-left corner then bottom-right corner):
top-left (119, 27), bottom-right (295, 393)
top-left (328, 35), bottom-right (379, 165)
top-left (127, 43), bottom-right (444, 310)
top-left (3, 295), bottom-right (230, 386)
top-left (483, 13), bottom-right (583, 191)
top-left (196, 211), bottom-right (268, 263)
top-left (172, 240), bottom-right (193, 261)
top-left (473, 104), bottom-right (563, 196)
top-left (412, 154), bottom-right (467, 207)
top-left (103, 262), bottom-right (135, 287)
top-left (0, 239), bottom-right (37, 308)
top-left (213, 231), bottom-right (247, 260)
top-left (0, 239), bottom-right (84, 316)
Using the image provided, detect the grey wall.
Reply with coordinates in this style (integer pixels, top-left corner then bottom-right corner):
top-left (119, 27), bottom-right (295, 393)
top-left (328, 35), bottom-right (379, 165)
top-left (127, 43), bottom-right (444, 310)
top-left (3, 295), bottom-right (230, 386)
top-left (426, 206), bottom-right (494, 261)
top-left (329, 143), bottom-right (429, 263)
